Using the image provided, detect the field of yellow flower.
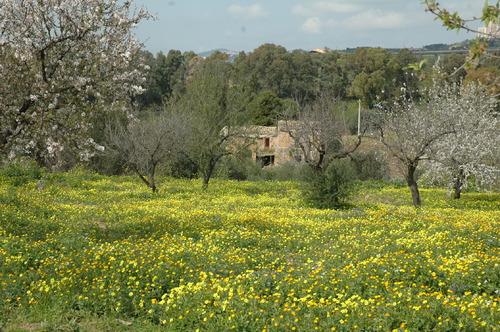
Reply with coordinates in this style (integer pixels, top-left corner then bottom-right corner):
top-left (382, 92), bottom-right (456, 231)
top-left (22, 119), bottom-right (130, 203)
top-left (1, 170), bottom-right (499, 331)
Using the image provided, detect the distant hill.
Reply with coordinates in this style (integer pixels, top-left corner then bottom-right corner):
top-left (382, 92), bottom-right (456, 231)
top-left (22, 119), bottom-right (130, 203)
top-left (198, 48), bottom-right (241, 61)
top-left (196, 40), bottom-right (499, 59)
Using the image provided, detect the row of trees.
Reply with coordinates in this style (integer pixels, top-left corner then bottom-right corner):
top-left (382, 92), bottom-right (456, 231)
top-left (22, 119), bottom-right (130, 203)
top-left (107, 57), bottom-right (250, 190)
top-left (137, 44), bottom-right (499, 112)
top-left (106, 62), bottom-right (499, 209)
top-left (106, 44), bottom-right (499, 205)
top-left (1, 0), bottom-right (498, 206)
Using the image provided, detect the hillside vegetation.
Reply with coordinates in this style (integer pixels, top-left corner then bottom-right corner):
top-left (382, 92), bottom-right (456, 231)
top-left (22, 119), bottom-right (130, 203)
top-left (1, 171), bottom-right (499, 331)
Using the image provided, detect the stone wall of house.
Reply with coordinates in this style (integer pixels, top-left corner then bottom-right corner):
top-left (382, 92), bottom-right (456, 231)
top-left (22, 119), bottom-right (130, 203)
top-left (228, 122), bottom-right (302, 167)
top-left (250, 121), bottom-right (300, 166)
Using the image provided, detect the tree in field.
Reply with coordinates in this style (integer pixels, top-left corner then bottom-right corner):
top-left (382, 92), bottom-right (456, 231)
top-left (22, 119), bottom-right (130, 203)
top-left (172, 56), bottom-right (249, 189)
top-left (288, 50), bottom-right (319, 103)
top-left (395, 48), bottom-right (422, 94)
top-left (312, 50), bottom-right (349, 97)
top-left (346, 48), bottom-right (399, 107)
top-left (0, 0), bottom-right (151, 167)
top-left (421, 83), bottom-right (499, 199)
top-left (234, 44), bottom-right (318, 104)
top-left (282, 94), bottom-right (361, 173)
top-left (280, 94), bottom-right (361, 207)
top-left (234, 44), bottom-right (291, 99)
top-left (107, 112), bottom-right (178, 193)
top-left (376, 82), bottom-right (458, 207)
top-left (247, 90), bottom-right (284, 126)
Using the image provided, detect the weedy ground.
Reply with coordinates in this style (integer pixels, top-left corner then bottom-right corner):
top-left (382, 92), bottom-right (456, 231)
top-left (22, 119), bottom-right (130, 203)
top-left (1, 170), bottom-right (499, 331)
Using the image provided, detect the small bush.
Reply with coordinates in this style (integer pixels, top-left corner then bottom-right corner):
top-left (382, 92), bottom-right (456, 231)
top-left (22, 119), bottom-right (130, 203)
top-left (89, 153), bottom-right (126, 175)
top-left (167, 158), bottom-right (199, 179)
top-left (351, 151), bottom-right (390, 181)
top-left (217, 156), bottom-right (253, 181)
top-left (247, 161), bottom-right (306, 182)
top-left (0, 160), bottom-right (44, 186)
top-left (304, 158), bottom-right (357, 208)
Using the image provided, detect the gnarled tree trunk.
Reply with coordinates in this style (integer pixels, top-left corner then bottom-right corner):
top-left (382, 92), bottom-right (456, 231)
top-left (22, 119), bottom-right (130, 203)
top-left (406, 163), bottom-right (421, 207)
top-left (452, 168), bottom-right (465, 199)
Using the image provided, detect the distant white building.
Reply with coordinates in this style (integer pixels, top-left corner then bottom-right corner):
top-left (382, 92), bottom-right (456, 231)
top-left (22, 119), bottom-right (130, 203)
top-left (310, 48), bottom-right (327, 54)
top-left (478, 20), bottom-right (500, 40)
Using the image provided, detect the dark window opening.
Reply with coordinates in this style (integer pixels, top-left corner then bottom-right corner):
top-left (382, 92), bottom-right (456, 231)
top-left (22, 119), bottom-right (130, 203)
top-left (264, 137), bottom-right (270, 149)
top-left (257, 155), bottom-right (275, 167)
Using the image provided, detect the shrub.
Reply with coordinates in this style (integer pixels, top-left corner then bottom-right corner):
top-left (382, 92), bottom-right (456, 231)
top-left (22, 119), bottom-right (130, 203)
top-left (89, 153), bottom-right (127, 175)
top-left (304, 158), bottom-right (357, 208)
top-left (216, 156), bottom-right (250, 181)
top-left (351, 151), bottom-right (390, 181)
top-left (166, 158), bottom-right (199, 179)
top-left (246, 161), bottom-right (307, 182)
top-left (0, 159), bottom-right (44, 186)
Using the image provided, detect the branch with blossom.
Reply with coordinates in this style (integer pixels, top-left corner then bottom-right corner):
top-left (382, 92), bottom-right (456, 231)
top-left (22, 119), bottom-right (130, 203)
top-left (421, 0), bottom-right (499, 70)
top-left (0, 0), bottom-right (152, 168)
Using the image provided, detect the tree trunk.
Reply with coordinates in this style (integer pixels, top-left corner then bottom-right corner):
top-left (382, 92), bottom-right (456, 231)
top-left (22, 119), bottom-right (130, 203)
top-left (202, 170), bottom-right (211, 190)
top-left (202, 157), bottom-right (221, 190)
top-left (406, 164), bottom-right (421, 207)
top-left (202, 164), bottom-right (214, 190)
top-left (452, 168), bottom-right (465, 199)
top-left (148, 164), bottom-right (157, 193)
top-left (130, 165), bottom-right (156, 193)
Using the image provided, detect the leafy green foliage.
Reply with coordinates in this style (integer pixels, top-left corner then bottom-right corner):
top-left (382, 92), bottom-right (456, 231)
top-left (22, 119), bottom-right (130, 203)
top-left (346, 48), bottom-right (400, 106)
top-left (422, 0), bottom-right (499, 68)
top-left (304, 159), bottom-right (357, 208)
top-left (247, 90), bottom-right (284, 126)
top-left (0, 160), bottom-right (44, 186)
top-left (351, 151), bottom-right (390, 181)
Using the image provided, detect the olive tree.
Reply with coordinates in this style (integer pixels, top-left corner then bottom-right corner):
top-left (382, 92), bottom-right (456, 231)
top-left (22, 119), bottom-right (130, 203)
top-left (281, 94), bottom-right (361, 207)
top-left (0, 0), bottom-right (151, 167)
top-left (171, 56), bottom-right (249, 189)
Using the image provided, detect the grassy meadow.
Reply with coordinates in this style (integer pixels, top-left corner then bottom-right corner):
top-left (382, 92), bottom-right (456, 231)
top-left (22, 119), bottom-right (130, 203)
top-left (0, 170), bottom-right (499, 331)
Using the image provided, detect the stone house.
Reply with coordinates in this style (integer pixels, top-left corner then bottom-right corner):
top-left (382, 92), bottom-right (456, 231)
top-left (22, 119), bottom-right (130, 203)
top-left (247, 121), bottom-right (302, 166)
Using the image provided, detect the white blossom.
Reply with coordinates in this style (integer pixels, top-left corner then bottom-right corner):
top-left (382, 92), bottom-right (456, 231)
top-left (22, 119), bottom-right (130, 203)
top-left (131, 85), bottom-right (145, 94)
top-left (0, 0), bottom-right (151, 167)
top-left (421, 82), bottom-right (499, 197)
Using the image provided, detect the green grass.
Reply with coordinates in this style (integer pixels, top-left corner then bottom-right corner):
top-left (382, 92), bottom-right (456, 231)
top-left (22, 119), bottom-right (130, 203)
top-left (1, 172), bottom-right (499, 331)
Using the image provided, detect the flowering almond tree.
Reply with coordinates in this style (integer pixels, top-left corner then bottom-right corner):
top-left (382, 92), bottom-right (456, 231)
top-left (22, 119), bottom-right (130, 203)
top-left (0, 0), bottom-right (150, 168)
top-left (422, 83), bottom-right (499, 199)
top-left (376, 82), bottom-right (457, 207)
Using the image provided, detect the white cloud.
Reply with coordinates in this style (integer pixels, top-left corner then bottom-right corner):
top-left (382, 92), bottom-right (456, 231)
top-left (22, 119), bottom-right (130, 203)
top-left (313, 1), bottom-right (361, 14)
top-left (292, 4), bottom-right (313, 17)
top-left (228, 4), bottom-right (268, 20)
top-left (345, 9), bottom-right (407, 30)
top-left (300, 17), bottom-right (323, 34)
top-left (293, 1), bottom-right (366, 34)
top-left (293, 1), bottom-right (361, 17)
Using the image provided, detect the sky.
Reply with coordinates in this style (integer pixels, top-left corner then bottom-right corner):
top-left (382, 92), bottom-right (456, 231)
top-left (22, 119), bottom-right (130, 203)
top-left (132, 0), bottom-right (487, 54)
